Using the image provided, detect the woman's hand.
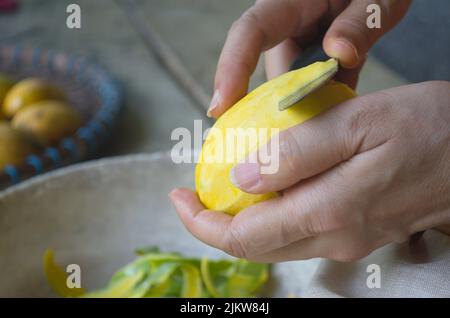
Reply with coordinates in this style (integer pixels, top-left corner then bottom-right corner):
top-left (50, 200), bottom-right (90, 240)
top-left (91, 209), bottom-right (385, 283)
top-left (207, 0), bottom-right (411, 118)
top-left (170, 81), bottom-right (450, 262)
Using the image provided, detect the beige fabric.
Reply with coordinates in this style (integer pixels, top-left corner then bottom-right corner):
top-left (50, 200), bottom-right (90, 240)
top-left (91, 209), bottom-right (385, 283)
top-left (303, 230), bottom-right (450, 298)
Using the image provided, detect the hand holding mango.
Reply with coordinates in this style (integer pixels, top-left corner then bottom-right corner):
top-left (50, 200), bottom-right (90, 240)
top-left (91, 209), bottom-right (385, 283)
top-left (196, 60), bottom-right (356, 215)
top-left (170, 0), bottom-right (450, 263)
top-left (173, 78), bottom-right (450, 263)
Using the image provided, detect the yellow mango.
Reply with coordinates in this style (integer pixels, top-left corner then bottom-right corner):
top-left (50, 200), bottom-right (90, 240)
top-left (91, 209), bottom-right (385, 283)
top-left (0, 74), bottom-right (14, 119)
top-left (2, 78), bottom-right (66, 118)
top-left (12, 100), bottom-right (82, 147)
top-left (0, 122), bottom-right (39, 170)
top-left (195, 60), bottom-right (356, 215)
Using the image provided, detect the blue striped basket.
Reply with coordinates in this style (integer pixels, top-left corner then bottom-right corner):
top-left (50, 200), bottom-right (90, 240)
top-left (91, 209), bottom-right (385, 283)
top-left (0, 44), bottom-right (123, 189)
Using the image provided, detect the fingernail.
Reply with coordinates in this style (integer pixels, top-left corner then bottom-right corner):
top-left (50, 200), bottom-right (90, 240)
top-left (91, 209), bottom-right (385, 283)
top-left (168, 188), bottom-right (191, 213)
top-left (207, 89), bottom-right (220, 118)
top-left (230, 163), bottom-right (261, 190)
top-left (328, 39), bottom-right (359, 68)
top-left (168, 188), bottom-right (181, 201)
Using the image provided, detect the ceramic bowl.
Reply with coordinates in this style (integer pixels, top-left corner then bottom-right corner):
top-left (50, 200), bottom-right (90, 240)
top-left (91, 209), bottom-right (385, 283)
top-left (0, 152), bottom-right (318, 297)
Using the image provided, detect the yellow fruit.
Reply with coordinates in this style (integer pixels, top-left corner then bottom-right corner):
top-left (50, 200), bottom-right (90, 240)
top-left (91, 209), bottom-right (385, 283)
top-left (2, 78), bottom-right (66, 118)
top-left (0, 122), bottom-right (39, 170)
top-left (0, 74), bottom-right (15, 119)
top-left (12, 100), bottom-right (82, 147)
top-left (195, 60), bottom-right (356, 215)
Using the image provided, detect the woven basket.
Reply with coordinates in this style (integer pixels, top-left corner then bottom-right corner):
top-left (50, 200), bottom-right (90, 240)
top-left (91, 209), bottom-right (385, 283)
top-left (0, 44), bottom-right (123, 189)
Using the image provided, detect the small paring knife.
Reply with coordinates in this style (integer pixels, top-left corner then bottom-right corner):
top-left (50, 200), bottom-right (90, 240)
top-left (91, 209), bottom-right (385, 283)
top-left (278, 58), bottom-right (339, 111)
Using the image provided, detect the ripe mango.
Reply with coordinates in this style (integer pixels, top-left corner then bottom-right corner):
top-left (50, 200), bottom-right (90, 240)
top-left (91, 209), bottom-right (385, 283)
top-left (196, 60), bottom-right (356, 215)
top-left (12, 100), bottom-right (82, 147)
top-left (0, 122), bottom-right (39, 170)
top-left (2, 78), bottom-right (66, 118)
top-left (0, 74), bottom-right (14, 119)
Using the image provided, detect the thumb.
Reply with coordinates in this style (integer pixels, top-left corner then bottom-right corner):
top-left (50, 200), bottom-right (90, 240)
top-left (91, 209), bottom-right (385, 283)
top-left (230, 90), bottom-right (395, 194)
top-left (323, 0), bottom-right (411, 68)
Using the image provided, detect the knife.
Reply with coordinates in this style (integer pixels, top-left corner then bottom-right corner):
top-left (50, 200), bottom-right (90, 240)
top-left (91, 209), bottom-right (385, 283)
top-left (278, 58), bottom-right (339, 111)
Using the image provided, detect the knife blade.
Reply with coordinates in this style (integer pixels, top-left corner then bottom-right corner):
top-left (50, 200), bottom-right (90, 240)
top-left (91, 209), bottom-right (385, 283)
top-left (278, 58), bottom-right (339, 111)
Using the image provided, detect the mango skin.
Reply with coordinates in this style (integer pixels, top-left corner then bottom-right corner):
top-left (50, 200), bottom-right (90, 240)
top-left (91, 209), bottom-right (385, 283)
top-left (2, 78), bottom-right (66, 118)
top-left (12, 100), bottom-right (82, 147)
top-left (196, 63), bottom-right (356, 215)
top-left (0, 122), bottom-right (39, 170)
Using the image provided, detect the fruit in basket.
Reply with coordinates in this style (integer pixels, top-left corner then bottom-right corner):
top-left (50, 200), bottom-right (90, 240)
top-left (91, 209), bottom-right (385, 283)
top-left (12, 100), bottom-right (82, 147)
top-left (195, 59), bottom-right (356, 215)
top-left (0, 122), bottom-right (39, 170)
top-left (0, 74), bottom-right (14, 118)
top-left (2, 78), bottom-right (66, 118)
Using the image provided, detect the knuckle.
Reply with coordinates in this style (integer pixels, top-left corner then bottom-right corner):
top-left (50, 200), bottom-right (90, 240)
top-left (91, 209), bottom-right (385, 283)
top-left (301, 214), bottom-right (325, 237)
top-left (218, 58), bottom-right (252, 80)
top-left (230, 8), bottom-right (260, 36)
top-left (222, 9), bottom-right (263, 77)
top-left (329, 245), bottom-right (370, 262)
top-left (283, 193), bottom-right (323, 237)
top-left (343, 103), bottom-right (372, 155)
top-left (228, 17), bottom-right (242, 35)
top-left (345, 92), bottom-right (394, 152)
top-left (303, 209), bottom-right (343, 237)
top-left (240, 9), bottom-right (260, 27)
top-left (278, 201), bottom-right (302, 244)
top-left (320, 208), bottom-right (351, 232)
top-left (333, 252), bottom-right (361, 263)
top-left (278, 129), bottom-right (303, 174)
top-left (387, 227), bottom-right (410, 244)
top-left (283, 185), bottom-right (351, 239)
top-left (225, 223), bottom-right (250, 259)
top-left (347, 97), bottom-right (374, 134)
top-left (335, 17), bottom-right (372, 51)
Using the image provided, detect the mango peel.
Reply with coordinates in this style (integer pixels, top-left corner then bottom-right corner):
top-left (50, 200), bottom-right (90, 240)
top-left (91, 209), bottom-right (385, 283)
top-left (195, 59), bottom-right (356, 215)
top-left (44, 247), bottom-right (268, 298)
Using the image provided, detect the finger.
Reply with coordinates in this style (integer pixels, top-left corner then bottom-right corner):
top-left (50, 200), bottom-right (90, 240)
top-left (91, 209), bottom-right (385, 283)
top-left (334, 55), bottom-right (367, 89)
top-left (206, 157), bottom-right (369, 259)
top-left (237, 145), bottom-right (397, 263)
top-left (230, 90), bottom-right (394, 194)
top-left (323, 0), bottom-right (412, 68)
top-left (246, 237), bottom-right (321, 263)
top-left (170, 181), bottom-right (337, 259)
top-left (169, 188), bottom-right (233, 249)
top-left (172, 146), bottom-right (388, 261)
top-left (248, 227), bottom-right (383, 263)
top-left (264, 39), bottom-right (302, 80)
top-left (208, 0), bottom-right (330, 118)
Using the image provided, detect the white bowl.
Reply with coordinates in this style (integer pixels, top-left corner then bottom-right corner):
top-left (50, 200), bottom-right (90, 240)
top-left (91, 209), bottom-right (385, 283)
top-left (0, 152), bottom-right (318, 297)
